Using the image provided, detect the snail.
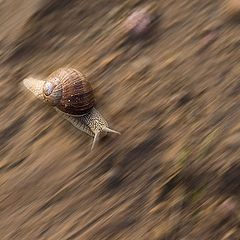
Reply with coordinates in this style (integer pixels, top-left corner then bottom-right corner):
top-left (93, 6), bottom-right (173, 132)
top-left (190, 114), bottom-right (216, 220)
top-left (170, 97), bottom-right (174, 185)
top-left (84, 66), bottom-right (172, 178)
top-left (23, 68), bottom-right (120, 150)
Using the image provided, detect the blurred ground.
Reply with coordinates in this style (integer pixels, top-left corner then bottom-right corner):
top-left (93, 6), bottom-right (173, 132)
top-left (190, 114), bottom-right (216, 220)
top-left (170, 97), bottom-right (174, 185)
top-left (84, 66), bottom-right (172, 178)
top-left (1, 0), bottom-right (240, 239)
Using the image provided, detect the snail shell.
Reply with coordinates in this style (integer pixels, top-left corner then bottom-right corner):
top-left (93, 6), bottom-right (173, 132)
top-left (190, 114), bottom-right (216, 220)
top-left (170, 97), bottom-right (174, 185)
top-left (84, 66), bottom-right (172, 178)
top-left (23, 67), bottom-right (121, 150)
top-left (43, 68), bottom-right (95, 116)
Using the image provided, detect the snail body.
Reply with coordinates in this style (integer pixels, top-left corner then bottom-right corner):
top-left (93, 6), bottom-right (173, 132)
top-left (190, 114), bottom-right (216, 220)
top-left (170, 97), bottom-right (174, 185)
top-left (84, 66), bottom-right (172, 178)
top-left (23, 68), bottom-right (120, 150)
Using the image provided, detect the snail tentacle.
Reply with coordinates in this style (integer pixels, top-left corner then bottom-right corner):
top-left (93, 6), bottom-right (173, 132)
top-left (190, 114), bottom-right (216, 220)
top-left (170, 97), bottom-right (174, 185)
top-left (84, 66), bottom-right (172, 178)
top-left (91, 132), bottom-right (100, 151)
top-left (102, 127), bottom-right (121, 135)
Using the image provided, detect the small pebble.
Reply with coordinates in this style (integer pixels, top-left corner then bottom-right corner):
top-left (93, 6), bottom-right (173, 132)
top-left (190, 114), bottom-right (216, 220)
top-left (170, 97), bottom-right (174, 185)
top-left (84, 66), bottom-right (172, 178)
top-left (124, 7), bottom-right (154, 38)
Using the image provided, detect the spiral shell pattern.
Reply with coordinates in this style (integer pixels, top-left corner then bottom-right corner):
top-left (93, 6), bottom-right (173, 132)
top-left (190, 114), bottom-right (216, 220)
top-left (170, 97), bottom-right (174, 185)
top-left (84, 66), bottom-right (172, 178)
top-left (43, 68), bottom-right (95, 115)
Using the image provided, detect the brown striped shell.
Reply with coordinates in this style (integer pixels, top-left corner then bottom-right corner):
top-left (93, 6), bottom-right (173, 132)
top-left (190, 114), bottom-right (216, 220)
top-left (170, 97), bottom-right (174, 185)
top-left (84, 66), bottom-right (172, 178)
top-left (42, 68), bottom-right (95, 115)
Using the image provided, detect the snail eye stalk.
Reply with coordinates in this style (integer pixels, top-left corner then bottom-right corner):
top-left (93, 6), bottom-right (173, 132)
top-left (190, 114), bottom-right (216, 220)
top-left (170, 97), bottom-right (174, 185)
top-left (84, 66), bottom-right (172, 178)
top-left (103, 127), bottom-right (121, 135)
top-left (91, 132), bottom-right (100, 151)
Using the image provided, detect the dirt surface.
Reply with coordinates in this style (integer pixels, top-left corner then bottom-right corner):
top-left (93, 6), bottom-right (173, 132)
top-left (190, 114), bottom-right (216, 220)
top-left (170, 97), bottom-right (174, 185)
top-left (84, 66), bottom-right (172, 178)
top-left (1, 0), bottom-right (240, 239)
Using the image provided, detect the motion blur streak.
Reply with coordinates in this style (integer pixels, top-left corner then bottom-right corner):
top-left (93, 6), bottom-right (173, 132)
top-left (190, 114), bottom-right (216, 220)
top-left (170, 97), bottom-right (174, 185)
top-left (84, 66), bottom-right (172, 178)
top-left (0, 0), bottom-right (240, 239)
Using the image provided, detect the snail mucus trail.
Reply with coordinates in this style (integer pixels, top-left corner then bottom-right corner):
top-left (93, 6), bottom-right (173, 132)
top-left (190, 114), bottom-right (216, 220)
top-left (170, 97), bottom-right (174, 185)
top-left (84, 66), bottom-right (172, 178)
top-left (23, 68), bottom-right (120, 150)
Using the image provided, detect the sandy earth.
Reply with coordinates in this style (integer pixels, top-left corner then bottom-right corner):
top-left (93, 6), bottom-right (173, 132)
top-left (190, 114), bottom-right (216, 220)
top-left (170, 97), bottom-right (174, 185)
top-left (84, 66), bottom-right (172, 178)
top-left (1, 0), bottom-right (240, 239)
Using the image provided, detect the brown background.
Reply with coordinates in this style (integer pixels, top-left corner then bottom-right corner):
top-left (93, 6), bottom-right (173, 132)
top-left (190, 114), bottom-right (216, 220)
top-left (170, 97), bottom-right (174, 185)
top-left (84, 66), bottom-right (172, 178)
top-left (0, 0), bottom-right (240, 239)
